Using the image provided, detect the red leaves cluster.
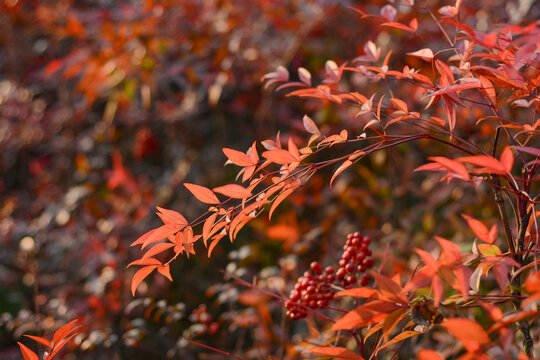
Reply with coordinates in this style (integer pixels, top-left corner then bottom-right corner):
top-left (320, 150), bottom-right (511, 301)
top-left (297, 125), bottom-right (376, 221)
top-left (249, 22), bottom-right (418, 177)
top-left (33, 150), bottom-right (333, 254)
top-left (18, 320), bottom-right (80, 360)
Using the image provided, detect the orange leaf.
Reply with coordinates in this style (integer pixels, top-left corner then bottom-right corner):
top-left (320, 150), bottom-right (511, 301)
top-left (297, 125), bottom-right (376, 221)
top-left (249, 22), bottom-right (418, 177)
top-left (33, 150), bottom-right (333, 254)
top-left (141, 224), bottom-right (181, 249)
top-left (131, 265), bottom-right (158, 296)
top-left (223, 148), bottom-right (255, 167)
top-left (131, 228), bottom-right (157, 247)
top-left (335, 287), bottom-right (381, 299)
top-left (407, 48), bottom-right (434, 62)
top-left (157, 264), bottom-right (172, 281)
top-left (262, 149), bottom-right (299, 164)
top-left (127, 258), bottom-right (162, 267)
top-left (213, 184), bottom-right (252, 199)
top-left (418, 349), bottom-right (443, 360)
top-left (443, 318), bottom-right (490, 345)
top-left (208, 233), bottom-right (226, 257)
top-left (269, 186), bottom-right (298, 219)
top-left (375, 331), bottom-right (422, 355)
top-left (18, 342), bottom-right (39, 360)
top-left (331, 160), bottom-right (353, 187)
top-left (184, 183), bottom-right (220, 204)
top-left (390, 98), bottom-right (408, 113)
top-left (525, 272), bottom-right (540, 293)
top-left (303, 115), bottom-right (320, 135)
top-left (156, 207), bottom-right (188, 226)
top-left (303, 346), bottom-right (364, 360)
top-left (142, 242), bottom-right (175, 259)
top-left (370, 272), bottom-right (407, 304)
top-left (202, 212), bottom-right (218, 246)
top-left (382, 308), bottom-right (408, 341)
top-left (331, 300), bottom-right (400, 331)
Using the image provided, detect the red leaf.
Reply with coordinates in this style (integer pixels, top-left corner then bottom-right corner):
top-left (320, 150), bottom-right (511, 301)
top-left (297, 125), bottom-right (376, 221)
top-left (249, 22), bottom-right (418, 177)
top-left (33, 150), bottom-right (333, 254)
top-left (513, 146), bottom-right (540, 157)
top-left (303, 346), bottom-right (364, 360)
top-left (213, 184), bottom-right (252, 199)
top-left (223, 148), bottom-right (255, 167)
top-left (418, 349), bottom-right (443, 360)
top-left (23, 335), bottom-right (51, 348)
top-left (48, 330), bottom-right (80, 359)
top-left (427, 156), bottom-right (470, 180)
top-left (461, 214), bottom-right (495, 243)
top-left (457, 155), bottom-right (507, 175)
top-left (52, 319), bottom-right (78, 346)
top-left (131, 265), bottom-right (158, 296)
top-left (184, 183), bottom-right (220, 204)
top-left (380, 22), bottom-right (415, 33)
top-left (262, 149), bottom-right (299, 164)
top-left (17, 342), bottom-right (39, 360)
top-left (443, 318), bottom-right (490, 344)
top-left (414, 248), bottom-right (439, 273)
top-left (432, 275), bottom-right (444, 307)
top-left (435, 236), bottom-right (462, 264)
top-left (478, 301), bottom-right (503, 321)
top-left (499, 146), bottom-right (514, 173)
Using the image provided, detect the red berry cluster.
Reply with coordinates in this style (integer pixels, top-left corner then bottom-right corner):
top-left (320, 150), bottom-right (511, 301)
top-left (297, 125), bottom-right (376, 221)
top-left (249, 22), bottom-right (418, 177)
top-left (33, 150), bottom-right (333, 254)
top-left (285, 261), bottom-right (335, 320)
top-left (189, 304), bottom-right (219, 335)
top-left (285, 232), bottom-right (374, 320)
top-left (336, 232), bottom-right (373, 287)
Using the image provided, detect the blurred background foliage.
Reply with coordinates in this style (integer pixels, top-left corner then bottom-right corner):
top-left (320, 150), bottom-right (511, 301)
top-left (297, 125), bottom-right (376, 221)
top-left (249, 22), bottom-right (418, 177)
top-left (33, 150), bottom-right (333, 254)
top-left (0, 0), bottom-right (538, 359)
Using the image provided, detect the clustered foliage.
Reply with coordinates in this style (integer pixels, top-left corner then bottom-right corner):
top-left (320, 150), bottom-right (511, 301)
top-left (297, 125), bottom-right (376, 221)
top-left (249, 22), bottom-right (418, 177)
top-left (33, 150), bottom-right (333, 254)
top-left (3, 0), bottom-right (540, 359)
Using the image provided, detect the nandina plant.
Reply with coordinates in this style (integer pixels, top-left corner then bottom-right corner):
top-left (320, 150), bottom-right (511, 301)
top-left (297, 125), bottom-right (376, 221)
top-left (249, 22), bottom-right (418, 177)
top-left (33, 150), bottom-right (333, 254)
top-left (126, 0), bottom-right (539, 358)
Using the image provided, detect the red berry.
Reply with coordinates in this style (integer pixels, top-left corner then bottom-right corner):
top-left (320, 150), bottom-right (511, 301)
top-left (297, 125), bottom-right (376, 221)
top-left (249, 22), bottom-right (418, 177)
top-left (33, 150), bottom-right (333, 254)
top-left (345, 263), bottom-right (355, 273)
top-left (345, 275), bottom-right (357, 285)
top-left (310, 261), bottom-right (323, 274)
top-left (365, 249), bottom-right (372, 256)
top-left (363, 237), bottom-right (371, 245)
top-left (339, 259), bottom-right (347, 267)
top-left (361, 274), bottom-right (371, 286)
top-left (336, 268), bottom-right (346, 280)
top-left (325, 266), bottom-right (334, 275)
top-left (363, 258), bottom-right (374, 268)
